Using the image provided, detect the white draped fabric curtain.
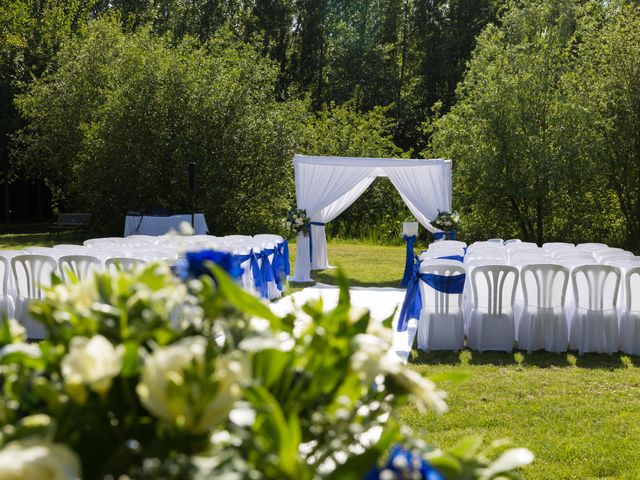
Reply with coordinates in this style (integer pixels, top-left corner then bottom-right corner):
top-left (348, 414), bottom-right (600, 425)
top-left (290, 155), bottom-right (452, 282)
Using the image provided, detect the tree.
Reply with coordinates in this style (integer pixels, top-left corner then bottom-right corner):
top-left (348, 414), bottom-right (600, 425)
top-left (15, 19), bottom-right (307, 234)
top-left (427, 0), bottom-right (614, 244)
top-left (566, 3), bottom-right (640, 250)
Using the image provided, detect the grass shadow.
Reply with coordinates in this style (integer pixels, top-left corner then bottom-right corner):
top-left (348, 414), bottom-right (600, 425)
top-left (410, 347), bottom-right (633, 370)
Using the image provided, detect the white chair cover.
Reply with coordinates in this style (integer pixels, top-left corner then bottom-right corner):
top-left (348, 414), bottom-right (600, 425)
top-left (569, 265), bottom-right (620, 354)
top-left (417, 262), bottom-right (465, 351)
top-left (466, 265), bottom-right (518, 352)
top-left (517, 264), bottom-right (569, 353)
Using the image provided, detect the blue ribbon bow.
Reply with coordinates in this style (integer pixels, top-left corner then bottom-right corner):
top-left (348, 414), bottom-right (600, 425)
top-left (401, 235), bottom-right (417, 287)
top-left (236, 251), bottom-right (264, 296)
top-left (397, 261), bottom-right (466, 332)
top-left (271, 241), bottom-right (290, 292)
top-left (433, 230), bottom-right (456, 241)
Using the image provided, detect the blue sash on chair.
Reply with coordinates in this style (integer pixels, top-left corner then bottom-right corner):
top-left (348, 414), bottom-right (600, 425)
top-left (401, 235), bottom-right (417, 287)
top-left (397, 263), bottom-right (466, 332)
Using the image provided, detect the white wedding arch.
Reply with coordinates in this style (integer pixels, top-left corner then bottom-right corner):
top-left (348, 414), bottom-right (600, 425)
top-left (290, 154), bottom-right (452, 282)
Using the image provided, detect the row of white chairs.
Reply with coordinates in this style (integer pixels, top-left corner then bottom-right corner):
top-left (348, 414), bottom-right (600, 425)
top-left (416, 240), bottom-right (640, 355)
top-left (0, 234), bottom-right (288, 339)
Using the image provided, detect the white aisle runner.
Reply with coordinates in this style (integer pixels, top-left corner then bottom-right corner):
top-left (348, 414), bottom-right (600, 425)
top-left (271, 283), bottom-right (417, 362)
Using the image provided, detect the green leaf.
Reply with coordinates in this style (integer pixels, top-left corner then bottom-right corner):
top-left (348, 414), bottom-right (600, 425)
top-left (210, 264), bottom-right (282, 330)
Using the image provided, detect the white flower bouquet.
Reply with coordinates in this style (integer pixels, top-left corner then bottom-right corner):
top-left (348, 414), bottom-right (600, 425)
top-left (283, 207), bottom-right (310, 236)
top-left (431, 210), bottom-right (460, 232)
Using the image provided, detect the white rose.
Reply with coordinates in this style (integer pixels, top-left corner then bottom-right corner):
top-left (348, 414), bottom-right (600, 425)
top-left (0, 438), bottom-right (81, 480)
top-left (136, 336), bottom-right (242, 433)
top-left (61, 335), bottom-right (124, 395)
top-left (351, 333), bottom-right (447, 415)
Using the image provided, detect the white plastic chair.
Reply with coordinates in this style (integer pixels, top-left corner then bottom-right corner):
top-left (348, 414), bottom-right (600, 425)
top-left (576, 243), bottom-right (608, 251)
top-left (543, 242), bottom-right (575, 250)
top-left (466, 265), bottom-right (519, 352)
top-left (84, 237), bottom-right (124, 247)
top-left (24, 247), bottom-right (66, 259)
top-left (465, 251), bottom-right (506, 263)
top-left (105, 257), bottom-right (147, 273)
top-left (599, 254), bottom-right (639, 265)
top-left (593, 250), bottom-right (633, 262)
top-left (0, 250), bottom-right (24, 318)
top-left (466, 242), bottom-right (505, 253)
top-left (58, 255), bottom-right (103, 283)
top-left (620, 267), bottom-right (640, 355)
top-left (569, 265), bottom-right (620, 354)
top-left (52, 244), bottom-right (86, 251)
top-left (11, 254), bottom-right (58, 339)
top-left (223, 235), bottom-right (254, 243)
top-left (517, 264), bottom-right (569, 353)
top-left (417, 262), bottom-right (465, 351)
top-left (509, 255), bottom-right (555, 267)
top-left (430, 240), bottom-right (467, 248)
top-left (506, 241), bottom-right (538, 250)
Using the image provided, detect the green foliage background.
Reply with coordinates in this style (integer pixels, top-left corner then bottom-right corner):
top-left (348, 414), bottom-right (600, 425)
top-left (2, 0), bottom-right (640, 249)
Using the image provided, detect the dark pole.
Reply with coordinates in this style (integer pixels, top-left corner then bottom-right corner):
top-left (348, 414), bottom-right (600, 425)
top-left (188, 162), bottom-right (196, 231)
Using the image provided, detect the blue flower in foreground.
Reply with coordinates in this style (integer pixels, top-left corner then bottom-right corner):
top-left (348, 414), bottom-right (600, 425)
top-left (173, 250), bottom-right (244, 282)
top-left (366, 445), bottom-right (444, 480)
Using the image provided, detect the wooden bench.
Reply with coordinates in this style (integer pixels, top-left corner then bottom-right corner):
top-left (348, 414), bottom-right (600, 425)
top-left (49, 213), bottom-right (91, 235)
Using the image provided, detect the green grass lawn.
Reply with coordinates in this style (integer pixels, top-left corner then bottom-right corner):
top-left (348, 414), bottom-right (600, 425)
top-left (3, 235), bottom-right (640, 478)
top-left (289, 241), bottom-right (640, 480)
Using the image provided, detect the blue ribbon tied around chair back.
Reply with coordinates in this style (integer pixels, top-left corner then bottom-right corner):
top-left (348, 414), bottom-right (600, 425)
top-left (432, 230), bottom-right (456, 241)
top-left (401, 235), bottom-right (417, 287)
top-left (235, 251), bottom-right (265, 297)
top-left (397, 261), bottom-right (466, 332)
top-left (270, 240), bottom-right (290, 291)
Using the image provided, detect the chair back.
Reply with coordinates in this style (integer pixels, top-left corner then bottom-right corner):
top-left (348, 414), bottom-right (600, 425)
top-left (223, 235), bottom-right (254, 243)
top-left (84, 237), bottom-right (123, 247)
top-left (626, 267), bottom-right (640, 312)
top-left (486, 238), bottom-right (504, 244)
top-left (577, 243), bottom-right (607, 251)
top-left (599, 254), bottom-right (639, 265)
top-left (52, 244), bottom-right (86, 251)
top-left (419, 262), bottom-right (465, 315)
top-left (11, 254), bottom-right (58, 300)
top-left (254, 234), bottom-right (285, 244)
top-left (510, 256), bottom-right (554, 267)
top-left (572, 265), bottom-right (620, 311)
top-left (465, 251), bottom-right (506, 262)
top-left (543, 242), bottom-right (575, 250)
top-left (430, 240), bottom-right (467, 248)
top-left (592, 249), bottom-right (631, 261)
top-left (470, 265), bottom-right (519, 315)
top-left (59, 255), bottom-right (103, 282)
top-left (521, 264), bottom-right (569, 309)
top-left (506, 241), bottom-right (538, 250)
top-left (0, 250), bottom-right (24, 296)
top-left (105, 257), bottom-right (147, 273)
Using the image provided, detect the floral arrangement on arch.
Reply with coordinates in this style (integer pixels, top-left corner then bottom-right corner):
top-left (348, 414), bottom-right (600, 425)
top-left (431, 210), bottom-right (460, 232)
top-left (283, 208), bottom-right (310, 237)
top-left (0, 255), bottom-right (532, 479)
